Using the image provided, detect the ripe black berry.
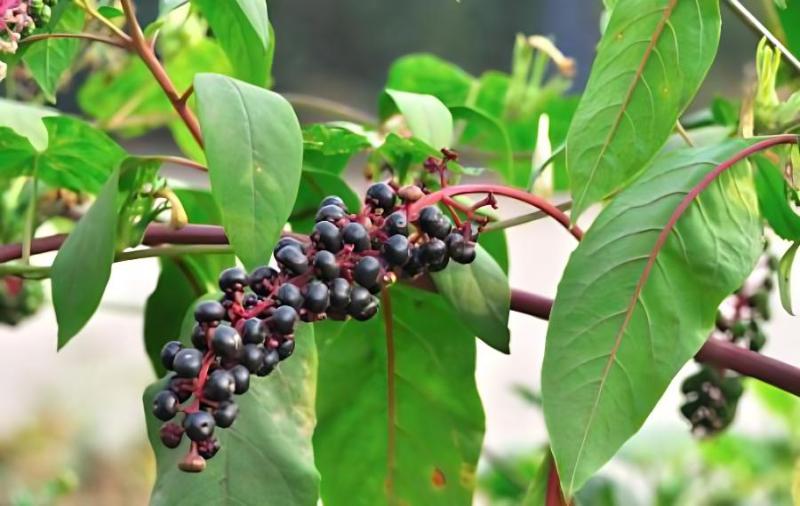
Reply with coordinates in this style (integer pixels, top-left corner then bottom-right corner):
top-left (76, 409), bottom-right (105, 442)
top-left (183, 411), bottom-right (215, 442)
top-left (382, 234), bottom-right (411, 266)
top-left (313, 250), bottom-right (340, 280)
top-left (278, 339), bottom-right (295, 360)
top-left (160, 340), bottom-right (183, 371)
top-left (173, 348), bottom-right (204, 378)
top-left (271, 305), bottom-right (297, 335)
top-left (248, 266), bottom-right (277, 296)
top-left (159, 423), bottom-right (183, 448)
top-left (257, 349), bottom-right (281, 376)
top-left (320, 195), bottom-right (347, 211)
top-left (384, 211), bottom-right (409, 236)
top-left (421, 238), bottom-right (449, 271)
top-left (241, 318), bottom-right (267, 345)
top-left (312, 221), bottom-right (343, 253)
top-left (211, 325), bottom-right (242, 359)
top-left (348, 286), bottom-right (373, 315)
top-left (241, 344), bottom-right (265, 373)
top-left (194, 300), bottom-right (226, 324)
top-left (418, 206), bottom-right (451, 239)
top-left (352, 300), bottom-right (379, 321)
top-left (275, 236), bottom-right (307, 254)
top-left (229, 365), bottom-right (250, 395)
top-left (329, 278), bottom-right (351, 309)
top-left (446, 232), bottom-right (476, 264)
top-left (304, 281), bottom-right (330, 313)
top-left (191, 324), bottom-right (208, 350)
top-left (214, 402), bottom-right (239, 428)
top-left (403, 247), bottom-right (425, 277)
top-left (204, 369), bottom-right (236, 401)
top-left (354, 256), bottom-right (382, 289)
top-left (153, 390), bottom-right (180, 421)
top-left (365, 182), bottom-right (397, 213)
top-left (277, 283), bottom-right (304, 309)
top-left (275, 245), bottom-right (309, 275)
top-left (342, 222), bottom-right (370, 252)
top-left (316, 204), bottom-right (347, 223)
top-left (218, 267), bottom-right (247, 293)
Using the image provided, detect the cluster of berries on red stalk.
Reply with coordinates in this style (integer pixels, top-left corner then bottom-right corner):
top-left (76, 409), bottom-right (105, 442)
top-left (152, 155), bottom-right (482, 472)
top-left (680, 252), bottom-right (777, 436)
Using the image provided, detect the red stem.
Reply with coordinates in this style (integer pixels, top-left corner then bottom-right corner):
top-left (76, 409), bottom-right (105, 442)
top-left (409, 184), bottom-right (583, 241)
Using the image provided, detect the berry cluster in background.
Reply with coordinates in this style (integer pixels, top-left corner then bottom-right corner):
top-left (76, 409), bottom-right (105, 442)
top-left (680, 251), bottom-right (777, 436)
top-left (151, 154), bottom-right (483, 471)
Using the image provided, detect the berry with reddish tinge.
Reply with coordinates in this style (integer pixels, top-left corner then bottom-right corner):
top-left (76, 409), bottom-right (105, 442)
top-left (197, 438), bottom-right (221, 459)
top-left (183, 411), bottom-right (216, 442)
top-left (160, 423), bottom-right (184, 449)
top-left (248, 266), bottom-right (277, 296)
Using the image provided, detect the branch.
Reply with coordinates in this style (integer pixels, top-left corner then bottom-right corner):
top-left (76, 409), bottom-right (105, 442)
top-left (724, 0), bottom-right (800, 74)
top-left (120, 0), bottom-right (204, 148)
top-left (20, 32), bottom-right (129, 49)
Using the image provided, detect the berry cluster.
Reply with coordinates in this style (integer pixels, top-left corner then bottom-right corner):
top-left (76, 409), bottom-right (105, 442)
top-left (152, 174), bottom-right (480, 471)
top-left (680, 253), bottom-right (777, 436)
top-left (1, 0), bottom-right (57, 52)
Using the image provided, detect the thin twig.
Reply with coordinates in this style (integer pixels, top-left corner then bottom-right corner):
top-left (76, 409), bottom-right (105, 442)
top-left (283, 92), bottom-right (377, 125)
top-left (725, 0), bottom-right (800, 73)
top-left (20, 32), bottom-right (129, 49)
top-left (675, 120), bottom-right (694, 147)
top-left (74, 0), bottom-right (132, 43)
top-left (148, 155), bottom-right (207, 172)
top-left (484, 201), bottom-right (573, 233)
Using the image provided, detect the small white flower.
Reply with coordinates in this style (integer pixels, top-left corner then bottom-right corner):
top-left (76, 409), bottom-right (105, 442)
top-left (0, 60), bottom-right (6, 83)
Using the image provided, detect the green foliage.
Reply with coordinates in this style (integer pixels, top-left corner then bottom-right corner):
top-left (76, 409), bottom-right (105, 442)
top-left (145, 324), bottom-right (320, 505)
top-left (314, 286), bottom-right (484, 506)
top-left (754, 156), bottom-right (800, 240)
top-left (381, 89), bottom-right (454, 149)
top-left (566, 0), bottom-right (721, 218)
top-left (290, 169), bottom-right (360, 233)
top-left (432, 244), bottom-right (511, 353)
top-left (195, 73), bottom-right (303, 270)
top-left (779, 241), bottom-right (799, 315)
top-left (543, 141), bottom-right (762, 495)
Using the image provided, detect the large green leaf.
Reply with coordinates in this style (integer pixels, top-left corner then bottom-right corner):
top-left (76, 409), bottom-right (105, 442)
top-left (566, 0), bottom-right (721, 218)
top-left (146, 324), bottom-right (320, 505)
top-left (0, 98), bottom-right (56, 150)
top-left (385, 54), bottom-right (475, 107)
top-left (754, 156), bottom-right (800, 240)
top-left (314, 286), bottom-right (484, 506)
top-left (543, 141), bottom-right (762, 495)
top-left (431, 245), bottom-right (510, 353)
top-left (51, 169), bottom-right (120, 348)
top-left (195, 73), bottom-right (303, 270)
top-left (382, 89), bottom-right (453, 149)
top-left (777, 1), bottom-right (800, 58)
top-left (22, 1), bottom-right (85, 102)
top-left (192, 0), bottom-right (272, 86)
top-left (779, 241), bottom-right (799, 316)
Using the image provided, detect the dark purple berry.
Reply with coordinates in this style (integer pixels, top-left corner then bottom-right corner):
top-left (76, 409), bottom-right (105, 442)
top-left (352, 299), bottom-right (379, 321)
top-left (257, 349), bottom-right (280, 376)
top-left (214, 402), bottom-right (239, 428)
top-left (402, 247), bottom-right (425, 277)
top-left (241, 344), bottom-right (265, 373)
top-left (353, 256), bottom-right (382, 289)
top-left (183, 411), bottom-right (215, 442)
top-left (304, 281), bottom-right (330, 313)
top-left (275, 236), bottom-right (307, 254)
top-left (277, 283), bottom-right (304, 309)
top-left (342, 222), bottom-right (370, 252)
top-left (241, 318), bottom-right (267, 345)
top-left (204, 369), bottom-right (235, 401)
top-left (320, 195), bottom-right (347, 211)
top-left (173, 348), bottom-right (204, 378)
top-left (211, 325), bottom-right (242, 359)
top-left (160, 423), bottom-right (183, 448)
top-left (197, 438), bottom-right (221, 459)
top-left (418, 206), bottom-right (451, 239)
top-left (382, 234), bottom-right (410, 266)
top-left (275, 245), bottom-right (309, 275)
top-left (160, 340), bottom-right (183, 371)
top-left (314, 250), bottom-right (340, 280)
top-left (348, 286), bottom-right (372, 315)
top-left (248, 266), bottom-right (278, 296)
top-left (278, 339), bottom-right (295, 360)
top-left (271, 305), bottom-right (297, 335)
top-left (191, 324), bottom-right (207, 350)
top-left (365, 182), bottom-right (397, 213)
top-left (450, 241), bottom-right (476, 264)
top-left (384, 211), bottom-right (408, 236)
top-left (194, 300), bottom-right (226, 324)
top-left (153, 390), bottom-right (180, 421)
top-left (421, 238), bottom-right (448, 269)
top-left (218, 267), bottom-right (247, 293)
top-left (329, 278), bottom-right (351, 309)
top-left (312, 221), bottom-right (343, 252)
top-left (229, 365), bottom-right (250, 395)
top-left (316, 204), bottom-right (347, 223)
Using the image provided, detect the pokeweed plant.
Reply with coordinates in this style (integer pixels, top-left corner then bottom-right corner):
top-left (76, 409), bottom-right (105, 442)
top-left (0, 0), bottom-right (800, 504)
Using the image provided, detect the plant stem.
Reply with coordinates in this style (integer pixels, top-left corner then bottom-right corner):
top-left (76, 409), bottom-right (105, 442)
top-left (120, 0), bottom-right (204, 148)
top-left (283, 92), bottom-right (377, 125)
top-left (675, 120), bottom-right (694, 147)
top-left (20, 32), bottom-right (129, 49)
top-left (380, 286), bottom-right (398, 505)
top-left (21, 173), bottom-right (38, 265)
top-left (148, 155), bottom-right (207, 172)
top-left (724, 0), bottom-right (800, 73)
top-left (484, 201), bottom-right (573, 233)
top-left (75, 0), bottom-right (132, 43)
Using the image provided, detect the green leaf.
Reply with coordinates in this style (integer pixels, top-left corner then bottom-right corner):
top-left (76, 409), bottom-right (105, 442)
top-left (777, 2), bottom-right (800, 57)
top-left (51, 169), bottom-right (120, 348)
top-left (303, 124), bottom-right (371, 174)
top-left (543, 140), bottom-right (762, 495)
top-left (314, 286), bottom-right (484, 505)
top-left (450, 105), bottom-right (513, 180)
top-left (754, 156), bottom-right (800, 240)
top-left (0, 98), bottom-right (57, 150)
top-left (195, 73), bottom-right (303, 270)
top-left (385, 54), bottom-right (475, 106)
top-left (22, 1), bottom-right (85, 102)
top-left (779, 241), bottom-right (799, 316)
top-left (0, 128), bottom-right (37, 180)
top-left (566, 0), bottom-right (721, 218)
top-left (290, 169), bottom-right (361, 233)
top-left (431, 245), bottom-right (510, 353)
top-left (97, 5), bottom-right (124, 18)
top-left (146, 324), bottom-right (320, 505)
top-left (382, 89), bottom-right (453, 149)
top-left (159, 0), bottom-right (188, 15)
top-left (192, 0), bottom-right (272, 86)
